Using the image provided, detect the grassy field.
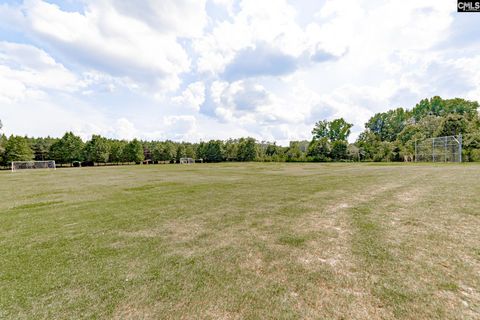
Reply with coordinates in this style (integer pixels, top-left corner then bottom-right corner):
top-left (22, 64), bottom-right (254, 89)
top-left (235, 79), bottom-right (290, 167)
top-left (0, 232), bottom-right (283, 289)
top-left (1, 163), bottom-right (479, 319)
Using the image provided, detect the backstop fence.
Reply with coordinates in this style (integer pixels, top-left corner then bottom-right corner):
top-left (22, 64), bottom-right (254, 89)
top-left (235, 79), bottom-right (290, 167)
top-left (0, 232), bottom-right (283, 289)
top-left (415, 135), bottom-right (462, 163)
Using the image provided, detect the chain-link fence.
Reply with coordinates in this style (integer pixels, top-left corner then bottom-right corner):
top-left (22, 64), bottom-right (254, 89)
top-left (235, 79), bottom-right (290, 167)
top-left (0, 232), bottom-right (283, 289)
top-left (415, 135), bottom-right (462, 162)
top-left (11, 160), bottom-right (56, 171)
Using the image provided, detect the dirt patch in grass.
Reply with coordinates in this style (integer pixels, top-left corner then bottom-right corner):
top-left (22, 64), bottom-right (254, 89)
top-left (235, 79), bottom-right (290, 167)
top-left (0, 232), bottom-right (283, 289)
top-left (112, 295), bottom-right (152, 320)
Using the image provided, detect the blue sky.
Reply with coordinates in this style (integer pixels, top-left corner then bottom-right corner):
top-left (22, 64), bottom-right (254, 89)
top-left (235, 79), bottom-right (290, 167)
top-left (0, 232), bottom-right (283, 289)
top-left (0, 0), bottom-right (478, 144)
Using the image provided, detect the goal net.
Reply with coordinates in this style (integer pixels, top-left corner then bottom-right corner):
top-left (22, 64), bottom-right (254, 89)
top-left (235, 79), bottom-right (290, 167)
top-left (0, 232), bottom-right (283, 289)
top-left (11, 160), bottom-right (56, 172)
top-left (415, 135), bottom-right (462, 163)
top-left (179, 157), bottom-right (194, 164)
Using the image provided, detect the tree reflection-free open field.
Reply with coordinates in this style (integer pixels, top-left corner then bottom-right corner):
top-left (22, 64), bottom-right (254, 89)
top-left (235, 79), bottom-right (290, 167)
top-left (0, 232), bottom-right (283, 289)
top-left (1, 163), bottom-right (479, 319)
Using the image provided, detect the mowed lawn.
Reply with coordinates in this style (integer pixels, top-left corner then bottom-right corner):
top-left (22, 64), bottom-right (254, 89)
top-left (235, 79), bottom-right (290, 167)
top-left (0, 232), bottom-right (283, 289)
top-left (1, 163), bottom-right (479, 319)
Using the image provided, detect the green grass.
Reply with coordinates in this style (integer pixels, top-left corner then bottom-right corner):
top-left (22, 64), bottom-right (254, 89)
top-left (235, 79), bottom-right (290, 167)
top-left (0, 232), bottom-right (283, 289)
top-left (278, 234), bottom-right (308, 247)
top-left (1, 162), bottom-right (480, 319)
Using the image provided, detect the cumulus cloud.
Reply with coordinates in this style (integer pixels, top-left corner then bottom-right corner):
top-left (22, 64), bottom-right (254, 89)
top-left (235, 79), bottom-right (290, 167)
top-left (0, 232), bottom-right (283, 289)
top-left (311, 49), bottom-right (345, 63)
top-left (223, 43), bottom-right (298, 80)
top-left (209, 80), bottom-right (273, 122)
top-left (0, 41), bottom-right (79, 102)
top-left (203, 79), bottom-right (331, 143)
top-left (0, 0), bottom-right (202, 93)
top-left (0, 94), bottom-right (109, 139)
top-left (162, 115), bottom-right (198, 140)
top-left (194, 0), bottom-right (306, 75)
top-left (113, 118), bottom-right (137, 141)
top-left (110, 0), bottom-right (207, 37)
top-left (172, 81), bottom-right (206, 111)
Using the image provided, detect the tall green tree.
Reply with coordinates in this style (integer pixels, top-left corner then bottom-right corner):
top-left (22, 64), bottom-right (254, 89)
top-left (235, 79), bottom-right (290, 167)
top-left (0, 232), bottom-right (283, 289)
top-left (175, 144), bottom-right (186, 162)
top-left (330, 140), bottom-right (348, 160)
top-left (347, 144), bottom-right (361, 161)
top-left (464, 132), bottom-right (480, 161)
top-left (109, 140), bottom-right (127, 163)
top-left (84, 135), bottom-right (111, 163)
top-left (286, 141), bottom-right (306, 162)
top-left (49, 132), bottom-right (84, 164)
top-left (435, 114), bottom-right (468, 137)
top-left (152, 141), bottom-right (176, 162)
top-left (124, 139), bottom-right (144, 163)
top-left (312, 120), bottom-right (329, 140)
top-left (411, 97), bottom-right (479, 121)
top-left (184, 143), bottom-right (196, 159)
top-left (3, 135), bottom-right (34, 164)
top-left (30, 137), bottom-right (57, 161)
top-left (412, 97), bottom-right (446, 120)
top-left (444, 98), bottom-right (479, 120)
top-left (237, 137), bottom-right (257, 161)
top-left (224, 139), bottom-right (239, 161)
top-left (328, 118), bottom-right (353, 142)
top-left (0, 134), bottom-right (6, 165)
top-left (307, 138), bottom-right (330, 161)
top-left (265, 143), bottom-right (279, 156)
top-left (416, 116), bottom-right (443, 138)
top-left (198, 140), bottom-right (224, 162)
top-left (312, 118), bottom-right (353, 142)
top-left (355, 131), bottom-right (387, 161)
top-left (365, 108), bottom-right (410, 142)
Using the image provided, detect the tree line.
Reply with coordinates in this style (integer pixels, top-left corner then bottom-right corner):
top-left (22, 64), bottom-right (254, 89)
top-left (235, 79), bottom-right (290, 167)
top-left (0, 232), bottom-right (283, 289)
top-left (1, 96), bottom-right (479, 167)
top-left (356, 96), bottom-right (480, 161)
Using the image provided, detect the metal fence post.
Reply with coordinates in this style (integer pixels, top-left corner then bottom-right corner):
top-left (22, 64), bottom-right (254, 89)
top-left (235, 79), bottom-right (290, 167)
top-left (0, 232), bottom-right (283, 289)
top-left (444, 136), bottom-right (447, 162)
top-left (459, 134), bottom-right (462, 163)
top-left (414, 140), bottom-right (417, 162)
top-left (432, 138), bottom-right (435, 162)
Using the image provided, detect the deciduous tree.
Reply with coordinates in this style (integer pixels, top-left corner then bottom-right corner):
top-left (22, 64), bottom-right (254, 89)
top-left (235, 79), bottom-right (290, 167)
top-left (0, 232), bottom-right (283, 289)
top-left (328, 118), bottom-right (353, 142)
top-left (307, 138), bottom-right (330, 161)
top-left (3, 135), bottom-right (34, 164)
top-left (109, 140), bottom-right (127, 163)
top-left (124, 139), bottom-right (144, 163)
top-left (84, 135), bottom-right (111, 163)
top-left (49, 132), bottom-right (84, 164)
top-left (237, 137), bottom-right (257, 161)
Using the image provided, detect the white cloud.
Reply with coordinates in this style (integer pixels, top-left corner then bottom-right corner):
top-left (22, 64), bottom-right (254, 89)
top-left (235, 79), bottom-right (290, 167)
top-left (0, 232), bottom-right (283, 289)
top-left (172, 81), bottom-right (206, 111)
top-left (163, 115), bottom-right (198, 141)
top-left (112, 115), bottom-right (199, 142)
top-left (0, 41), bottom-right (79, 102)
top-left (206, 79), bottom-right (325, 142)
top-left (1, 0), bottom-right (205, 93)
top-left (210, 80), bottom-right (271, 123)
top-left (113, 118), bottom-right (137, 141)
top-left (0, 95), bottom-right (109, 139)
top-left (110, 0), bottom-right (207, 37)
top-left (194, 0), bottom-right (305, 74)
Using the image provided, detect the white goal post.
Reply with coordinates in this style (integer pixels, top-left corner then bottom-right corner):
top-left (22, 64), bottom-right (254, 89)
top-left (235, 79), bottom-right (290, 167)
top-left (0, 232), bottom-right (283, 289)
top-left (11, 160), bottom-right (56, 172)
top-left (179, 157), bottom-right (194, 164)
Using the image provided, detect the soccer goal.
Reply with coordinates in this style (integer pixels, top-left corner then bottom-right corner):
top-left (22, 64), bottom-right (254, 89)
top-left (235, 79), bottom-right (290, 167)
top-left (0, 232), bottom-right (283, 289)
top-left (415, 135), bottom-right (462, 162)
top-left (11, 160), bottom-right (56, 172)
top-left (179, 157), bottom-right (194, 164)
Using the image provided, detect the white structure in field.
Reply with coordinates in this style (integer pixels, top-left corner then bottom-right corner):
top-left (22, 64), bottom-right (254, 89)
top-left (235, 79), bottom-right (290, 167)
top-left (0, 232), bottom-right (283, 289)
top-left (11, 160), bottom-right (56, 172)
top-left (415, 135), bottom-right (462, 162)
top-left (179, 158), bottom-right (194, 164)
